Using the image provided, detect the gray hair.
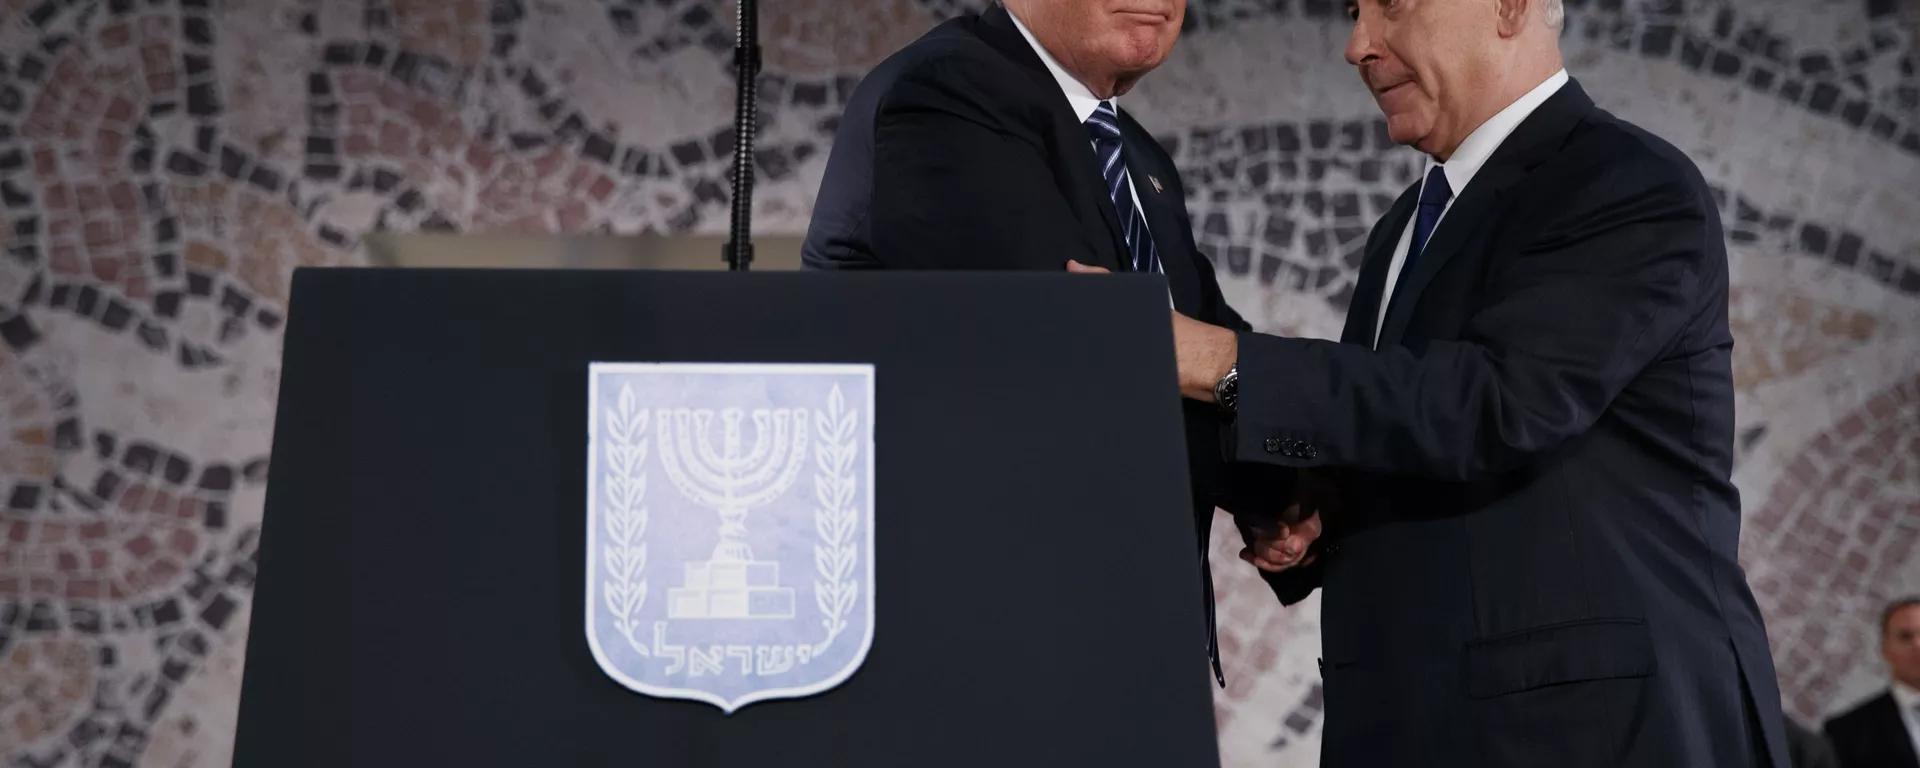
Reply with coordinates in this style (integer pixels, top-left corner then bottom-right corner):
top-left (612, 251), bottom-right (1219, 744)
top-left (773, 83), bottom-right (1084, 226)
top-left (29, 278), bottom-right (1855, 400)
top-left (1544, 0), bottom-right (1565, 31)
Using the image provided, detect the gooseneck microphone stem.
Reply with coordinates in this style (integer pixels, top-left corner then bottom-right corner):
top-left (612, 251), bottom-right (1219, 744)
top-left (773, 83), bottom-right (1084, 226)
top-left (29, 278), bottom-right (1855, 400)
top-left (722, 0), bottom-right (761, 272)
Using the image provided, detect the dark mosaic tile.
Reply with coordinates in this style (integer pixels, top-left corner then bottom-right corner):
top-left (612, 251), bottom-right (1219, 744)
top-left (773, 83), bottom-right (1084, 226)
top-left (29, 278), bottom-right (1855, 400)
top-left (75, 285), bottom-right (102, 317)
top-left (1307, 121), bottom-right (1332, 150)
top-left (182, 15), bottom-right (213, 46)
top-left (137, 321), bottom-right (168, 351)
top-left (16, 54), bottom-right (45, 82)
top-left (755, 146), bottom-right (791, 180)
top-left (1276, 124), bottom-right (1302, 153)
top-left (1258, 254), bottom-right (1283, 285)
top-left (199, 464), bottom-right (233, 491)
top-left (1840, 100), bottom-right (1870, 127)
top-left (1711, 50), bottom-right (1742, 77)
top-left (24, 600), bottom-right (58, 631)
top-left (200, 593), bottom-right (237, 628)
top-left (322, 43), bottom-right (358, 67)
top-left (1679, 36), bottom-right (1713, 71)
top-left (1799, 224), bottom-right (1831, 256)
top-left (164, 151), bottom-right (207, 177)
top-left (1332, 192), bottom-right (1360, 219)
top-left (100, 300), bottom-right (133, 331)
top-left (1779, 79), bottom-right (1806, 104)
top-left (669, 139), bottom-right (704, 167)
top-left (7, 484), bottom-right (40, 509)
top-left (0, 313), bottom-right (39, 350)
top-left (163, 453), bottom-right (190, 484)
top-left (316, 226), bottom-right (349, 249)
top-left (184, 54), bottom-right (213, 79)
top-left (584, 133), bottom-right (616, 165)
top-left (27, 1), bottom-right (58, 27)
top-left (1900, 266), bottom-right (1920, 294)
top-left (306, 161), bottom-right (342, 180)
top-left (1226, 244), bottom-right (1252, 276)
top-left (1807, 83), bottom-right (1842, 114)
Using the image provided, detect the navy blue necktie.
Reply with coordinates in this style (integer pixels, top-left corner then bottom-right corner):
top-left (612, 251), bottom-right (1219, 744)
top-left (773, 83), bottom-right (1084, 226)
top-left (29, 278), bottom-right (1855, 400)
top-left (1389, 165), bottom-right (1453, 310)
top-left (1084, 101), bottom-right (1159, 274)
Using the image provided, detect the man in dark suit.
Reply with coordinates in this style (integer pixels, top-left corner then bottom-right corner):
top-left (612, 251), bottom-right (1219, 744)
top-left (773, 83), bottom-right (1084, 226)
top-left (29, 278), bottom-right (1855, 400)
top-left (1825, 598), bottom-right (1920, 768)
top-left (1166, 0), bottom-right (1790, 765)
top-left (803, 0), bottom-right (1289, 684)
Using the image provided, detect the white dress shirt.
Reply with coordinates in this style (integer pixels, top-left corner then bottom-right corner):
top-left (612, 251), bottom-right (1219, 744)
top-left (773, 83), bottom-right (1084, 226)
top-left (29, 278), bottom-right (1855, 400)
top-left (1007, 9), bottom-right (1160, 278)
top-left (1893, 680), bottom-right (1920, 761)
top-left (1372, 69), bottom-right (1570, 348)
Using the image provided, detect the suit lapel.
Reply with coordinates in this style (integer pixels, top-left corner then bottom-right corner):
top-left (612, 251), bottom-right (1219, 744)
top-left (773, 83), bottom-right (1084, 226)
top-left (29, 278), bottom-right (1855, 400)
top-left (1344, 185), bottom-right (1419, 346)
top-left (974, 6), bottom-right (1129, 271)
top-left (1119, 113), bottom-right (1200, 314)
top-left (1375, 80), bottom-right (1598, 347)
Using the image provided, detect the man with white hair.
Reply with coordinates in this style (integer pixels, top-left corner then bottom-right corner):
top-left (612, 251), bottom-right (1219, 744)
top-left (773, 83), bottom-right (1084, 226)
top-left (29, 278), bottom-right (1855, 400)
top-left (1164, 0), bottom-right (1792, 764)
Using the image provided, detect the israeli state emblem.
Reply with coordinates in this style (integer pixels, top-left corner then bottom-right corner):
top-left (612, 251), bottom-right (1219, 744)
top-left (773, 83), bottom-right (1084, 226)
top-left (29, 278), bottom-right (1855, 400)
top-left (585, 362), bottom-right (876, 713)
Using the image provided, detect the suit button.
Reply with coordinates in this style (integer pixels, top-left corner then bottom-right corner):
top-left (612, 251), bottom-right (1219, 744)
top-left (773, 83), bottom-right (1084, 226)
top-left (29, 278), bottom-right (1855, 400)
top-left (1303, 445), bottom-right (1318, 459)
top-left (1281, 443), bottom-right (1297, 458)
top-left (1264, 437), bottom-right (1282, 454)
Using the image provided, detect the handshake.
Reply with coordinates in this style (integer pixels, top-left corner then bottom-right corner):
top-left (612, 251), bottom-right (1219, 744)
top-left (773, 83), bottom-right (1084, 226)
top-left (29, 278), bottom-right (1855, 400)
top-left (1067, 258), bottom-right (1327, 574)
top-left (1239, 469), bottom-right (1336, 574)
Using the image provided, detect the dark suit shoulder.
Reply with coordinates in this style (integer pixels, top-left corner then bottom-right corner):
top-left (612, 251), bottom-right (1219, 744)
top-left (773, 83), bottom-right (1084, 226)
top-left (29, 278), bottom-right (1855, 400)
top-left (1549, 110), bottom-right (1713, 204)
top-left (1825, 691), bottom-right (1895, 734)
top-left (863, 22), bottom-right (1053, 136)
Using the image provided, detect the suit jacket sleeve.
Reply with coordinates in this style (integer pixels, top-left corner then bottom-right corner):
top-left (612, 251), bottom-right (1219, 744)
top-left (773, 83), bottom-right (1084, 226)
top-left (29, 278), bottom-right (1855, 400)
top-left (870, 57), bottom-right (1089, 269)
top-left (1230, 154), bottom-right (1716, 482)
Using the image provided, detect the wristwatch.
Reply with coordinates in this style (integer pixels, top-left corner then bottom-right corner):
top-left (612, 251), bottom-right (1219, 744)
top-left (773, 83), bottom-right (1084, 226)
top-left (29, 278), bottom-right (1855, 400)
top-left (1213, 364), bottom-right (1238, 412)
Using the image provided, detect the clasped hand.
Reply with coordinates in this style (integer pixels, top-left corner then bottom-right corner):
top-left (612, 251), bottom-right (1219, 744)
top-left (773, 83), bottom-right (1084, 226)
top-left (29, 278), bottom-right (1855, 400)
top-left (1067, 259), bottom-right (1324, 572)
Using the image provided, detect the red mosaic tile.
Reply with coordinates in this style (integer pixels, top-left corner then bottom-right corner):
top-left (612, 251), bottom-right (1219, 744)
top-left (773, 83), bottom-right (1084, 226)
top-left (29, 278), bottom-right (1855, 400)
top-left (100, 22), bottom-right (133, 49)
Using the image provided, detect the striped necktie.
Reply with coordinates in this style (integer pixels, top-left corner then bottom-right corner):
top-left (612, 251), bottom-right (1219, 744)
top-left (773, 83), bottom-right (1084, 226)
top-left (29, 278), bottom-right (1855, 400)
top-left (1083, 101), bottom-right (1160, 274)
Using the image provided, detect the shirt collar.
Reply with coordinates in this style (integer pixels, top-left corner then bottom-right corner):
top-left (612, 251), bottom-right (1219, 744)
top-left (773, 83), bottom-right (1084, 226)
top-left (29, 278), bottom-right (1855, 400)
top-left (1895, 680), bottom-right (1920, 712)
top-left (1007, 6), bottom-right (1107, 124)
top-left (1427, 69), bottom-right (1569, 199)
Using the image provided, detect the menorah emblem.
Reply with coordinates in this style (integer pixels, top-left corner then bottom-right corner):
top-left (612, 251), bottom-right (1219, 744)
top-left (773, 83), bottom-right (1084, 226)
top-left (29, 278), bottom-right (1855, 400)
top-left (658, 407), bottom-right (810, 619)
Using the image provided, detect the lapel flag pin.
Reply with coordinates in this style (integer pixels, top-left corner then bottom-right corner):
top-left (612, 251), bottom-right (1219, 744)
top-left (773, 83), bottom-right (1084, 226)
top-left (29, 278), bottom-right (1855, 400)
top-left (1149, 175), bottom-right (1163, 194)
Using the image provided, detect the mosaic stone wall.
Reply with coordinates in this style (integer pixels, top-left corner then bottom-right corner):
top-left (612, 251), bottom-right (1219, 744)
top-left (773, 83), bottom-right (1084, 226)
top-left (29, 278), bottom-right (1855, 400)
top-left (0, 0), bottom-right (1914, 765)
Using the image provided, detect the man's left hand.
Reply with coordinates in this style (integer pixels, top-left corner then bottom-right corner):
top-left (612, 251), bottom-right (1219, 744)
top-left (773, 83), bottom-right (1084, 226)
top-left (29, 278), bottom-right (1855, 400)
top-left (1066, 261), bottom-right (1237, 401)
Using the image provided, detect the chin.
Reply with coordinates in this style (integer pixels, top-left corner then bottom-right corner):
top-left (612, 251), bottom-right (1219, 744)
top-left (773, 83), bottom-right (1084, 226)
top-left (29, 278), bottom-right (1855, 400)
top-left (1383, 114), bottom-right (1433, 148)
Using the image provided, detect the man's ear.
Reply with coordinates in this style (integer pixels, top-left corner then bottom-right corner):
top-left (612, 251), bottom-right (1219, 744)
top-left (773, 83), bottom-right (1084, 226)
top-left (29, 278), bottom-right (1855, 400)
top-left (1495, 0), bottom-right (1531, 39)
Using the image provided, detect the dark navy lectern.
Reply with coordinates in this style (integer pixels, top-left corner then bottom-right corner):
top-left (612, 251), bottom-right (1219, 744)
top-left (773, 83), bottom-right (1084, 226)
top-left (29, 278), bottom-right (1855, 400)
top-left (232, 269), bottom-right (1220, 767)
